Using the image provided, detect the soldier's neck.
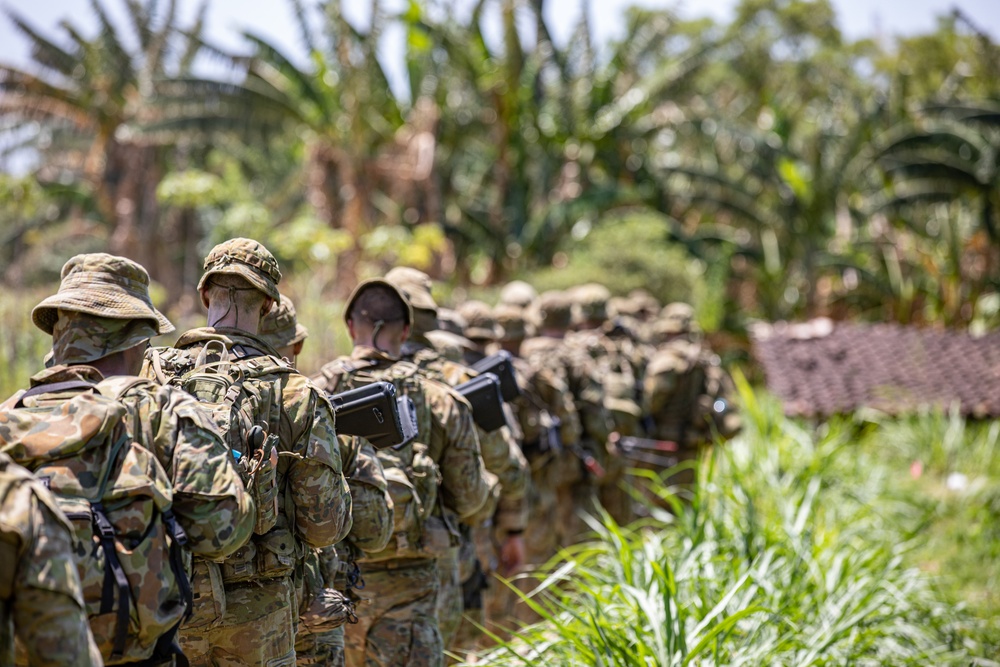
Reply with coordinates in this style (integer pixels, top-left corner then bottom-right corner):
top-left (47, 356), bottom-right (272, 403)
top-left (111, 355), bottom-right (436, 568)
top-left (87, 350), bottom-right (139, 378)
top-left (206, 302), bottom-right (261, 334)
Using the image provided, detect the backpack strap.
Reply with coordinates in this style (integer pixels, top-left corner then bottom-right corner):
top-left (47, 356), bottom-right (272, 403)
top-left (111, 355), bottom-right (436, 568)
top-left (14, 380), bottom-right (96, 408)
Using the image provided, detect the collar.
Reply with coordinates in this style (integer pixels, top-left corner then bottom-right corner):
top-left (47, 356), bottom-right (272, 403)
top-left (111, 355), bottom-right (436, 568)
top-left (174, 326), bottom-right (281, 358)
top-left (29, 364), bottom-right (105, 387)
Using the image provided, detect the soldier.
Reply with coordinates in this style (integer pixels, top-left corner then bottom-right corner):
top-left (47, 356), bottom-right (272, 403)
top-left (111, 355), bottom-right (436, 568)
top-left (144, 239), bottom-right (352, 667)
top-left (384, 268), bottom-right (528, 654)
top-left (567, 283), bottom-right (646, 526)
top-left (259, 295), bottom-right (394, 667)
top-left (493, 302), bottom-right (581, 615)
top-left (521, 290), bottom-right (614, 547)
top-left (311, 278), bottom-right (492, 667)
top-left (0, 451), bottom-right (102, 666)
top-left (2, 252), bottom-right (254, 665)
top-left (642, 303), bottom-right (741, 490)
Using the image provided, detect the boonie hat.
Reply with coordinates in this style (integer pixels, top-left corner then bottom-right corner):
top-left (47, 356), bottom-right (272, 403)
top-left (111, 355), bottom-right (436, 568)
top-left (536, 290), bottom-right (573, 331)
top-left (344, 278), bottom-right (414, 328)
top-left (498, 280), bottom-right (537, 308)
top-left (384, 267), bottom-right (438, 312)
top-left (32, 253), bottom-right (173, 335)
top-left (260, 293), bottom-right (309, 350)
top-left (197, 237), bottom-right (282, 302)
top-left (459, 300), bottom-right (504, 341)
top-left (494, 303), bottom-right (529, 341)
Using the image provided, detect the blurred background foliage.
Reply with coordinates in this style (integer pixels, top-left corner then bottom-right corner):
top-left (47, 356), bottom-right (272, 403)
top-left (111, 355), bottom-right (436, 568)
top-left (0, 0), bottom-right (996, 339)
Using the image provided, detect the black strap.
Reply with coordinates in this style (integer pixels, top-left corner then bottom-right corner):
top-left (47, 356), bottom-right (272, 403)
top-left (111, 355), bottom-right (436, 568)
top-left (163, 510), bottom-right (194, 622)
top-left (15, 380), bottom-right (96, 408)
top-left (92, 502), bottom-right (131, 661)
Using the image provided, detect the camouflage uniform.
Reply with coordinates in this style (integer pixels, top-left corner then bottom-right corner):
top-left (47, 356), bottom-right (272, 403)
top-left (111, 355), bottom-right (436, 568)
top-left (5, 253), bottom-right (254, 665)
top-left (312, 278), bottom-right (491, 667)
top-left (521, 290), bottom-right (614, 547)
top-left (385, 270), bottom-right (528, 653)
top-left (146, 240), bottom-right (352, 667)
top-left (494, 302), bottom-right (581, 623)
top-left (642, 304), bottom-right (741, 489)
top-left (0, 452), bottom-right (102, 667)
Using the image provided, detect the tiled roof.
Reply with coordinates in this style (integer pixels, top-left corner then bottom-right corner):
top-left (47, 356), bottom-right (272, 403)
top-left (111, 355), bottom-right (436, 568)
top-left (751, 319), bottom-right (1000, 418)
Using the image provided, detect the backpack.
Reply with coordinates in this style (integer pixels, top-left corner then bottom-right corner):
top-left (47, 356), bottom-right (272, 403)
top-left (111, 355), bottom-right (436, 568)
top-left (319, 359), bottom-right (442, 560)
top-left (147, 342), bottom-right (294, 537)
top-left (0, 380), bottom-right (192, 665)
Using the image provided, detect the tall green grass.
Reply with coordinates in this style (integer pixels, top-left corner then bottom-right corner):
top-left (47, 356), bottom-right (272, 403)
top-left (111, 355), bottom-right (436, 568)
top-left (468, 375), bottom-right (995, 666)
top-left (0, 289), bottom-right (53, 398)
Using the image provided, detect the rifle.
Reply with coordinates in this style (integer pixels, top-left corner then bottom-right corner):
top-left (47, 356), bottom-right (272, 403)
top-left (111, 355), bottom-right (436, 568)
top-left (454, 372), bottom-right (507, 432)
top-left (329, 382), bottom-right (418, 450)
top-left (608, 432), bottom-right (680, 469)
top-left (470, 351), bottom-right (521, 402)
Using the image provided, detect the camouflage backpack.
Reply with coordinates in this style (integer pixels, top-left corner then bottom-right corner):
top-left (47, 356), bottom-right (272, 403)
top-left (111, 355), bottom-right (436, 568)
top-left (0, 380), bottom-right (192, 665)
top-left (147, 341), bottom-right (294, 537)
top-left (318, 359), bottom-right (441, 561)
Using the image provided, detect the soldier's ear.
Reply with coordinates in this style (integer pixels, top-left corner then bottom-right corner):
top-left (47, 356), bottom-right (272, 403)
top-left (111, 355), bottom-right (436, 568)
top-left (261, 298), bottom-right (275, 316)
top-left (199, 288), bottom-right (210, 309)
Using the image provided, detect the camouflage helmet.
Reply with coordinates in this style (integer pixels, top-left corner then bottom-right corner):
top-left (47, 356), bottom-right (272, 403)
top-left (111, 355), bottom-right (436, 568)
top-left (458, 300), bottom-right (504, 342)
top-left (570, 283), bottom-right (611, 325)
top-left (32, 253), bottom-right (174, 336)
top-left (259, 293), bottom-right (309, 350)
top-left (658, 302), bottom-right (697, 335)
top-left (498, 280), bottom-right (537, 309)
top-left (197, 237), bottom-right (282, 302)
top-left (536, 290), bottom-right (573, 331)
top-left (436, 308), bottom-right (468, 337)
top-left (344, 278), bottom-right (414, 328)
top-left (384, 266), bottom-right (438, 313)
top-left (494, 303), bottom-right (530, 341)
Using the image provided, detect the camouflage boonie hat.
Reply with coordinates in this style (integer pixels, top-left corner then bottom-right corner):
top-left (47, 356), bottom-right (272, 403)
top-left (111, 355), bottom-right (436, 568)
top-left (608, 296), bottom-right (638, 319)
top-left (498, 280), bottom-right (537, 309)
top-left (536, 290), bottom-right (573, 331)
top-left (628, 288), bottom-right (661, 318)
top-left (459, 300), bottom-right (504, 341)
top-left (32, 253), bottom-right (173, 336)
top-left (259, 293), bottom-right (309, 350)
top-left (344, 278), bottom-right (414, 328)
top-left (436, 308), bottom-right (468, 337)
top-left (494, 303), bottom-right (529, 341)
top-left (384, 267), bottom-right (437, 312)
top-left (197, 237), bottom-right (281, 302)
top-left (658, 302), bottom-right (697, 334)
top-left (570, 283), bottom-right (611, 324)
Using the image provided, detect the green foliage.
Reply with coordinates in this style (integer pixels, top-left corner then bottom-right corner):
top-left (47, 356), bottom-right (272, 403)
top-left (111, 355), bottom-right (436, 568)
top-left (471, 381), bottom-right (997, 665)
top-left (525, 210), bottom-right (702, 306)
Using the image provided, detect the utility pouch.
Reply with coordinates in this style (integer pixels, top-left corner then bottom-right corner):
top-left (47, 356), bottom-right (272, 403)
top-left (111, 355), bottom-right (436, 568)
top-left (241, 427), bottom-right (280, 535)
top-left (255, 527), bottom-right (296, 578)
top-left (220, 541), bottom-right (258, 584)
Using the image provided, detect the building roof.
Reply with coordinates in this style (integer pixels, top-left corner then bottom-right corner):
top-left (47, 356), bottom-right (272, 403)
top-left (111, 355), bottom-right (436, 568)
top-left (751, 319), bottom-right (1000, 419)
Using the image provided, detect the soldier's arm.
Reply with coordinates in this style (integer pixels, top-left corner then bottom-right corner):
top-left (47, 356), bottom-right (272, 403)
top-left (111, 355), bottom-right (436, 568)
top-left (156, 387), bottom-right (255, 560)
top-left (342, 437), bottom-right (394, 554)
top-left (538, 369), bottom-right (583, 446)
top-left (432, 385), bottom-right (491, 521)
top-left (493, 431), bottom-right (529, 534)
top-left (284, 384), bottom-right (353, 548)
top-left (6, 485), bottom-right (102, 667)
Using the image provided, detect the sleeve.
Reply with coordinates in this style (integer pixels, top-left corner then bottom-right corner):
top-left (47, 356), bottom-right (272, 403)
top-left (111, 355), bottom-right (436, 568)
top-left (157, 388), bottom-right (256, 560)
top-left (284, 381), bottom-right (353, 549)
top-left (493, 431), bottom-right (529, 534)
top-left (6, 485), bottom-right (102, 667)
top-left (343, 439), bottom-right (394, 554)
top-left (431, 384), bottom-right (492, 521)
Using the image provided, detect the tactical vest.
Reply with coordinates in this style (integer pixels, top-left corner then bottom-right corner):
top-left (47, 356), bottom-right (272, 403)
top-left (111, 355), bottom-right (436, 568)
top-left (318, 358), bottom-right (444, 561)
top-left (0, 381), bottom-right (191, 665)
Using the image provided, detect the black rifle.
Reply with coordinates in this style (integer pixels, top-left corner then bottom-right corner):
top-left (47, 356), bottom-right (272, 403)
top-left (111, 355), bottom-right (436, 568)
top-left (454, 373), bottom-right (506, 432)
top-left (608, 432), bottom-right (680, 468)
top-left (329, 382), bottom-right (418, 450)
top-left (470, 351), bottom-right (521, 402)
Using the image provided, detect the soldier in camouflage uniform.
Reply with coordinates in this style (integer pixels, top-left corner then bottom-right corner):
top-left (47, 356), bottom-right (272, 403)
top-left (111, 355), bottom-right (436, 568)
top-left (4, 253), bottom-right (254, 665)
top-left (521, 290), bottom-right (614, 547)
top-left (642, 303), bottom-right (741, 490)
top-left (0, 451), bottom-right (102, 666)
top-left (259, 295), bottom-right (394, 667)
top-left (145, 239), bottom-right (352, 667)
top-left (311, 278), bottom-right (491, 667)
top-left (384, 269), bottom-right (528, 654)
top-left (567, 283), bottom-right (649, 526)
